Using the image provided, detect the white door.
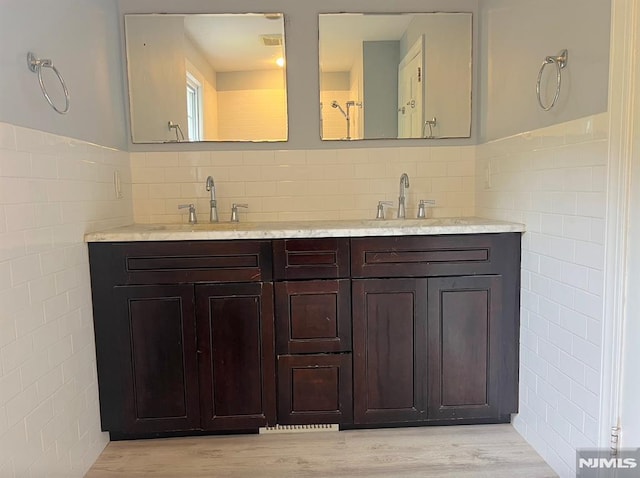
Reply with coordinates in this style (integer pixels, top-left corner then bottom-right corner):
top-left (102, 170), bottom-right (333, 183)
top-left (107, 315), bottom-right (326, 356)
top-left (397, 37), bottom-right (424, 138)
top-left (619, 128), bottom-right (640, 447)
top-left (597, 0), bottom-right (640, 454)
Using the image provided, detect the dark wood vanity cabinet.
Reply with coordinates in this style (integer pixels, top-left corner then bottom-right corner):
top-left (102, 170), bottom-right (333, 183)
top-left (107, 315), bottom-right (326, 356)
top-left (272, 239), bottom-right (354, 425)
top-left (88, 232), bottom-right (520, 438)
top-left (350, 234), bottom-right (521, 426)
top-left (88, 240), bottom-right (275, 438)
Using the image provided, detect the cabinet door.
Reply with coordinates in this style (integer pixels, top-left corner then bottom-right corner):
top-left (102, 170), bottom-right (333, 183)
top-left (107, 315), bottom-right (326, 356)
top-left (427, 275), bottom-right (502, 420)
top-left (107, 285), bottom-right (200, 434)
top-left (277, 354), bottom-right (353, 425)
top-left (352, 279), bottom-right (428, 424)
top-left (196, 283), bottom-right (276, 430)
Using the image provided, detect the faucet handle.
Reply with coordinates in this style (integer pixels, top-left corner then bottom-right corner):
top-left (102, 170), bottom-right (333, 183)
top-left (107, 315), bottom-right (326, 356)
top-left (417, 199), bottom-right (436, 219)
top-left (178, 203), bottom-right (197, 224)
top-left (376, 201), bottom-right (393, 219)
top-left (230, 203), bottom-right (248, 222)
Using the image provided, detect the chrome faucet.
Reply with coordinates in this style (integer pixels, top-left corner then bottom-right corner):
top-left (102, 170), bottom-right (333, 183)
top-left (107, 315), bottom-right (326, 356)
top-left (178, 204), bottom-right (197, 225)
top-left (230, 203), bottom-right (248, 222)
top-left (397, 173), bottom-right (410, 219)
top-left (205, 176), bottom-right (218, 222)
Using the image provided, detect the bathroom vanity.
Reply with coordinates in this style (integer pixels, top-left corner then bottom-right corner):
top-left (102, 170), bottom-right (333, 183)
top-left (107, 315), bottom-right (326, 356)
top-left (86, 218), bottom-right (523, 439)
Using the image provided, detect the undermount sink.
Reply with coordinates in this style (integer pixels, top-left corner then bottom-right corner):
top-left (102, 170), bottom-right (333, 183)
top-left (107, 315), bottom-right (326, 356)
top-left (148, 222), bottom-right (252, 231)
top-left (147, 217), bottom-right (474, 231)
top-left (358, 218), bottom-right (472, 226)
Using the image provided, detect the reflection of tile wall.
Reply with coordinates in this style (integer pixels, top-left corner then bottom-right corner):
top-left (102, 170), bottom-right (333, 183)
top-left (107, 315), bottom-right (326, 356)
top-left (476, 113), bottom-right (608, 478)
top-left (217, 89), bottom-right (288, 141)
top-left (0, 122), bottom-right (132, 476)
top-left (131, 146), bottom-right (475, 224)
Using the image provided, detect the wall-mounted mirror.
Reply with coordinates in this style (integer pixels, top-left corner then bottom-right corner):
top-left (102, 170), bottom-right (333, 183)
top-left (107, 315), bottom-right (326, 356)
top-left (125, 13), bottom-right (288, 143)
top-left (319, 13), bottom-right (472, 141)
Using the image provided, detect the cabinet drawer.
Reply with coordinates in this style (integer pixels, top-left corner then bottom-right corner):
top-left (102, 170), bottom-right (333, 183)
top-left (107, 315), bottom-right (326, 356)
top-left (277, 354), bottom-right (353, 425)
top-left (351, 234), bottom-right (518, 278)
top-left (89, 240), bottom-right (272, 285)
top-left (275, 280), bottom-right (351, 354)
top-left (273, 238), bottom-right (350, 280)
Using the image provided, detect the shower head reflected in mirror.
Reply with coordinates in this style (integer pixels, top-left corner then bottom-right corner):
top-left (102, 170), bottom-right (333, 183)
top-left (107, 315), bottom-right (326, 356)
top-left (328, 99), bottom-right (363, 140)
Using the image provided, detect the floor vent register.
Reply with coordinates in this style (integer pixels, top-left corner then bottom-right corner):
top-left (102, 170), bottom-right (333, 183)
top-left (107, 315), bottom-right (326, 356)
top-left (259, 424), bottom-right (339, 434)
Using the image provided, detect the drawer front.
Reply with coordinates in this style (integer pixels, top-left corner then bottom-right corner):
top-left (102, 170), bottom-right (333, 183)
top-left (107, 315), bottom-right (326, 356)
top-left (277, 354), bottom-right (353, 425)
top-left (273, 238), bottom-right (350, 280)
top-left (275, 280), bottom-right (351, 354)
top-left (90, 240), bottom-right (272, 285)
top-left (351, 234), bottom-right (518, 278)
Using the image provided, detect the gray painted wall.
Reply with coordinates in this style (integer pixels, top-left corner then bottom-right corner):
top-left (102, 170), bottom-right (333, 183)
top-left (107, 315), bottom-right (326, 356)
top-left (363, 41), bottom-right (399, 139)
top-left (479, 0), bottom-right (611, 141)
top-left (3, 0), bottom-right (606, 150)
top-left (0, 0), bottom-right (127, 150)
top-left (118, 0), bottom-right (480, 151)
top-left (126, 15), bottom-right (188, 143)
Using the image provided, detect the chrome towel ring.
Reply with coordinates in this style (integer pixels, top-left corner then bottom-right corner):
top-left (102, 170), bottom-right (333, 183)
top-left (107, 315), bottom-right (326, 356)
top-left (536, 49), bottom-right (568, 111)
top-left (27, 52), bottom-right (70, 114)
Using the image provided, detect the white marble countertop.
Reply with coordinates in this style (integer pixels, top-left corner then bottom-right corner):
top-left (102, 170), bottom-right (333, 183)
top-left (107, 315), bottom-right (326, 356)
top-left (84, 217), bottom-right (525, 242)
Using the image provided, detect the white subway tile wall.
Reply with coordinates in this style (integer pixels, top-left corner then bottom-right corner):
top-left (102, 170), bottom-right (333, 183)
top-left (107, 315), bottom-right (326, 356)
top-left (476, 113), bottom-right (608, 478)
top-left (130, 146), bottom-right (476, 224)
top-left (0, 113), bottom-right (610, 478)
top-left (0, 122), bottom-right (132, 477)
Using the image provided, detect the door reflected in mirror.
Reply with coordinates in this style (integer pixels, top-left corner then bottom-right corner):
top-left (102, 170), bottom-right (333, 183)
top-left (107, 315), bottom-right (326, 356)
top-left (319, 13), bottom-right (472, 141)
top-left (125, 13), bottom-right (288, 143)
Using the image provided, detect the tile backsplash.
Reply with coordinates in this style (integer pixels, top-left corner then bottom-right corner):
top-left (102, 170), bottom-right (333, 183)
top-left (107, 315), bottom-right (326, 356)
top-left (131, 146), bottom-right (476, 223)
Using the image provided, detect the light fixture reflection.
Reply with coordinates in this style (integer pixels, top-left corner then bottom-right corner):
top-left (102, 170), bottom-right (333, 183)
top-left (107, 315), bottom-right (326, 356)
top-left (276, 57), bottom-right (285, 67)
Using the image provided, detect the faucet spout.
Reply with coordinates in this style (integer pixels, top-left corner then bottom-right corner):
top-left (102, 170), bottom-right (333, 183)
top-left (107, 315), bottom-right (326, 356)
top-left (205, 176), bottom-right (219, 222)
top-left (397, 173), bottom-right (410, 219)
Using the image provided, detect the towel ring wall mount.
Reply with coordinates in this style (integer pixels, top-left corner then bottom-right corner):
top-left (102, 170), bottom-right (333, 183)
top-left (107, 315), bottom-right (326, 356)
top-left (27, 52), bottom-right (70, 115)
top-left (536, 49), bottom-right (568, 111)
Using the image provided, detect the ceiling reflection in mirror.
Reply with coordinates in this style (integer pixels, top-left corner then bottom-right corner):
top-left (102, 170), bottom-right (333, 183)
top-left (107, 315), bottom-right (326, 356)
top-left (125, 14), bottom-right (288, 143)
top-left (319, 13), bottom-right (472, 141)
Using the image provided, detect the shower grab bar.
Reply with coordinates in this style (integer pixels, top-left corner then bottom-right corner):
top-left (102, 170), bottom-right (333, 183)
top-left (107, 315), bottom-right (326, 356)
top-left (536, 49), bottom-right (568, 111)
top-left (27, 52), bottom-right (70, 114)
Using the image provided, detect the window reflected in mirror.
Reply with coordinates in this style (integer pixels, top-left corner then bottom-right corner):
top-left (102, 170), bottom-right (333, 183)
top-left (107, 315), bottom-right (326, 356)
top-left (319, 13), bottom-right (472, 141)
top-left (125, 13), bottom-right (288, 143)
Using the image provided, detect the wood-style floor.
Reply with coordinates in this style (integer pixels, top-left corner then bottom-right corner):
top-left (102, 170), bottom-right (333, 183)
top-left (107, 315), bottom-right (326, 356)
top-left (86, 424), bottom-right (557, 477)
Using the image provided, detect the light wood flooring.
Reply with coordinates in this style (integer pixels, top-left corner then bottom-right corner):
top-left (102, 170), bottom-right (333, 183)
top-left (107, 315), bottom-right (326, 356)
top-left (86, 424), bottom-right (557, 477)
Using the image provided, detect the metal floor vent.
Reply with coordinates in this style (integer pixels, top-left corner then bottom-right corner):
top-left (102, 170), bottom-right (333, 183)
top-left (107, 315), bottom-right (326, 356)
top-left (259, 424), bottom-right (339, 434)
